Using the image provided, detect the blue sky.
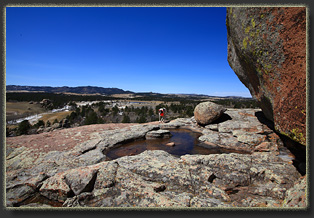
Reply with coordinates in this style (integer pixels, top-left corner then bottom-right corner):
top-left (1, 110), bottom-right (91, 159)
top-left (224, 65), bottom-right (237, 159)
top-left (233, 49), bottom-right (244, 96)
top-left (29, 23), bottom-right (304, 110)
top-left (6, 7), bottom-right (251, 97)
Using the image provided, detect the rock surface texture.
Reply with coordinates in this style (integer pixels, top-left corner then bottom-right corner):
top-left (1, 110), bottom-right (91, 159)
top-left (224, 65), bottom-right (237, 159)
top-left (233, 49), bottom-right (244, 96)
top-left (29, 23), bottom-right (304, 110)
top-left (6, 109), bottom-right (306, 208)
top-left (146, 130), bottom-right (172, 139)
top-left (226, 7), bottom-right (306, 145)
top-left (194, 102), bottom-right (226, 125)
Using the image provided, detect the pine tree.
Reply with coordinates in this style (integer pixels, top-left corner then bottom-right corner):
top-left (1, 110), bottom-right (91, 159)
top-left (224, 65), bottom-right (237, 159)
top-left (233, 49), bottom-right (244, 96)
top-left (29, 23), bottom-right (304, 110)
top-left (122, 114), bottom-right (131, 123)
top-left (85, 111), bottom-right (99, 125)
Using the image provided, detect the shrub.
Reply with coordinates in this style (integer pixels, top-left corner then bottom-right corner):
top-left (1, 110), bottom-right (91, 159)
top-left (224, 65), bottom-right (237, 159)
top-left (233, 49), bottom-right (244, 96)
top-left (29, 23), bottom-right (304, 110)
top-left (85, 111), bottom-right (99, 125)
top-left (46, 120), bottom-right (51, 127)
top-left (34, 120), bottom-right (45, 128)
top-left (17, 120), bottom-right (31, 135)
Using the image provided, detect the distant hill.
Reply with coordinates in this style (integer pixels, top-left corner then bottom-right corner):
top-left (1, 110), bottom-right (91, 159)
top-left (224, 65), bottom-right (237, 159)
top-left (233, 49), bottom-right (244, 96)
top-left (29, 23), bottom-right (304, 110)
top-left (6, 85), bottom-right (134, 95)
top-left (6, 85), bottom-right (252, 100)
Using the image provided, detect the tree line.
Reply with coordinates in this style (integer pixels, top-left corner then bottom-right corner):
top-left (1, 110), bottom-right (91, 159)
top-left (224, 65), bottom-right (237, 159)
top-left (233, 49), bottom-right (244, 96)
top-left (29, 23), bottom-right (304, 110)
top-left (211, 98), bottom-right (259, 109)
top-left (6, 93), bottom-right (259, 137)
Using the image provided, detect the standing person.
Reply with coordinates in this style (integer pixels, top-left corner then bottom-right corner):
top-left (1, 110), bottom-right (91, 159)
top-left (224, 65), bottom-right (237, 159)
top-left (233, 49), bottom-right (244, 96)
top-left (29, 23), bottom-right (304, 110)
top-left (159, 108), bottom-right (166, 123)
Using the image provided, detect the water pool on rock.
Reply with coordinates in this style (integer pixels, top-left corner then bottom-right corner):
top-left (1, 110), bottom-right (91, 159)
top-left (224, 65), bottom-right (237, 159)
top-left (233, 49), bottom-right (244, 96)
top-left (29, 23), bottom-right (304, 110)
top-left (104, 128), bottom-right (248, 160)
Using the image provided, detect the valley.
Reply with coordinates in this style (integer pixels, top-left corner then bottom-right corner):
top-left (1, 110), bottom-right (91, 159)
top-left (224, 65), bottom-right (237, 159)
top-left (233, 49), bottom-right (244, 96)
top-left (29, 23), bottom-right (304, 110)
top-left (6, 86), bottom-right (258, 137)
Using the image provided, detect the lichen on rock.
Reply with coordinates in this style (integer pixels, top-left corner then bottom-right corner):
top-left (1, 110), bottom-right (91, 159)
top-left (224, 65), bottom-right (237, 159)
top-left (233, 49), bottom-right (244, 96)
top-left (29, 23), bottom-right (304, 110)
top-left (226, 7), bottom-right (306, 146)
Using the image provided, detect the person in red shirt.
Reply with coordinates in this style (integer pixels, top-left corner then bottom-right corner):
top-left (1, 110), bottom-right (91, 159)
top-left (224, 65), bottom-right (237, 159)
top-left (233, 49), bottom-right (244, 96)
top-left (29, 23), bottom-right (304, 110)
top-left (158, 108), bottom-right (166, 123)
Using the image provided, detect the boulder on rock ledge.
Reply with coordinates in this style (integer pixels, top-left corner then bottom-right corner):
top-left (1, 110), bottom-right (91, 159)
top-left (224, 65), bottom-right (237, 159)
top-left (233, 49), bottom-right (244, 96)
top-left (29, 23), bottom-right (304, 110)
top-left (194, 102), bottom-right (226, 125)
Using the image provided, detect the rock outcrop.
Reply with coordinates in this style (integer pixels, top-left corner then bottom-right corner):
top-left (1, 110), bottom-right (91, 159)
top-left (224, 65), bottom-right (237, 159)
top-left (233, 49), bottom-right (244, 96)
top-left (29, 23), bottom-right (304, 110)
top-left (145, 129), bottom-right (172, 139)
top-left (6, 109), bottom-right (306, 208)
top-left (199, 109), bottom-right (285, 154)
top-left (226, 7), bottom-right (306, 146)
top-left (62, 150), bottom-right (300, 208)
top-left (40, 99), bottom-right (53, 110)
top-left (194, 102), bottom-right (226, 125)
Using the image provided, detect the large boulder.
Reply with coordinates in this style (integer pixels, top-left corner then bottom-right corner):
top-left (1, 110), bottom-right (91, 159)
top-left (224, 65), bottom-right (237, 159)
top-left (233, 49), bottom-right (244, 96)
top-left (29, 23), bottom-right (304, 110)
top-left (226, 7), bottom-right (306, 146)
top-left (194, 102), bottom-right (226, 125)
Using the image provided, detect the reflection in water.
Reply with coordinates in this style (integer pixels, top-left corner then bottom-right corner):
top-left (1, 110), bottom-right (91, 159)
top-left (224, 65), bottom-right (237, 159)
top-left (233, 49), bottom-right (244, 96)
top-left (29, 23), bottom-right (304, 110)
top-left (105, 128), bottom-right (248, 160)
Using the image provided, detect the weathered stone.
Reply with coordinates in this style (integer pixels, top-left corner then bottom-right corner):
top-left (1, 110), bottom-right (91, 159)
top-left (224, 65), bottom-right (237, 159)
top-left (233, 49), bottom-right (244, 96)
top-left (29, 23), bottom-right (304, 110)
top-left (239, 196), bottom-right (282, 207)
top-left (249, 183), bottom-right (287, 200)
top-left (219, 133), bottom-right (252, 152)
top-left (254, 141), bottom-right (279, 154)
top-left (105, 124), bottom-right (160, 145)
top-left (75, 139), bottom-right (99, 154)
top-left (84, 150), bottom-right (235, 207)
top-left (236, 133), bottom-right (266, 146)
top-left (6, 151), bottom-right (37, 172)
top-left (62, 192), bottom-right (93, 207)
top-left (161, 117), bottom-right (194, 128)
top-left (219, 120), bottom-right (258, 133)
top-left (205, 124), bottom-right (218, 131)
top-left (194, 101), bottom-right (226, 125)
top-left (250, 152), bottom-right (301, 187)
top-left (146, 129), bottom-right (172, 139)
top-left (181, 151), bottom-right (301, 203)
top-left (6, 146), bottom-right (27, 161)
top-left (90, 163), bottom-right (189, 207)
top-left (74, 149), bottom-right (105, 166)
top-left (283, 176), bottom-right (307, 208)
top-left (93, 162), bottom-right (118, 196)
top-left (25, 172), bottom-right (49, 189)
top-left (198, 130), bottom-right (220, 145)
top-left (39, 172), bottom-right (71, 202)
top-left (6, 185), bottom-right (35, 207)
top-left (226, 7), bottom-right (306, 145)
top-left (64, 167), bottom-right (99, 196)
top-left (117, 150), bottom-right (190, 190)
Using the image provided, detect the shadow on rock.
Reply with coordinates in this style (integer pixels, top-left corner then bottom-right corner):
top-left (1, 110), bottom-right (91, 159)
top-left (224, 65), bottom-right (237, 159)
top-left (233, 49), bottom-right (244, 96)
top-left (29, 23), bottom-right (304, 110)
top-left (255, 111), bottom-right (274, 130)
top-left (210, 113), bottom-right (232, 125)
top-left (279, 134), bottom-right (306, 176)
top-left (255, 111), bottom-right (306, 175)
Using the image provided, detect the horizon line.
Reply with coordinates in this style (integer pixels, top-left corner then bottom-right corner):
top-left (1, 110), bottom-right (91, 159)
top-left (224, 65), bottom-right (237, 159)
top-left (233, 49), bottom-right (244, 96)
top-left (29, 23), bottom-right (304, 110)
top-left (6, 84), bottom-right (252, 98)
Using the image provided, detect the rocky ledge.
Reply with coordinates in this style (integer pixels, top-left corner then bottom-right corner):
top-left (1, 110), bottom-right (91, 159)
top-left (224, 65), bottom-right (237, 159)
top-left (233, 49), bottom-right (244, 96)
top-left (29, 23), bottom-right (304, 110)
top-left (6, 109), bottom-right (306, 208)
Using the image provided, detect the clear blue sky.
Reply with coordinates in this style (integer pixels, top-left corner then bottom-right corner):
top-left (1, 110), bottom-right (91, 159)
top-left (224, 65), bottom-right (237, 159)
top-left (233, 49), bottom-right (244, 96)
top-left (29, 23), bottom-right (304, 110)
top-left (6, 7), bottom-right (251, 97)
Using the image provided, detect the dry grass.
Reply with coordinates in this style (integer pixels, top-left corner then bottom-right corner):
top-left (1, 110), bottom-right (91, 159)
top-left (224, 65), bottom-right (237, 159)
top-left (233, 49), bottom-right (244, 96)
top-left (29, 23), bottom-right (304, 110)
top-left (110, 94), bottom-right (136, 98)
top-left (6, 102), bottom-right (46, 115)
top-left (6, 101), bottom-right (72, 127)
top-left (40, 111), bottom-right (73, 123)
top-left (6, 102), bottom-right (45, 118)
